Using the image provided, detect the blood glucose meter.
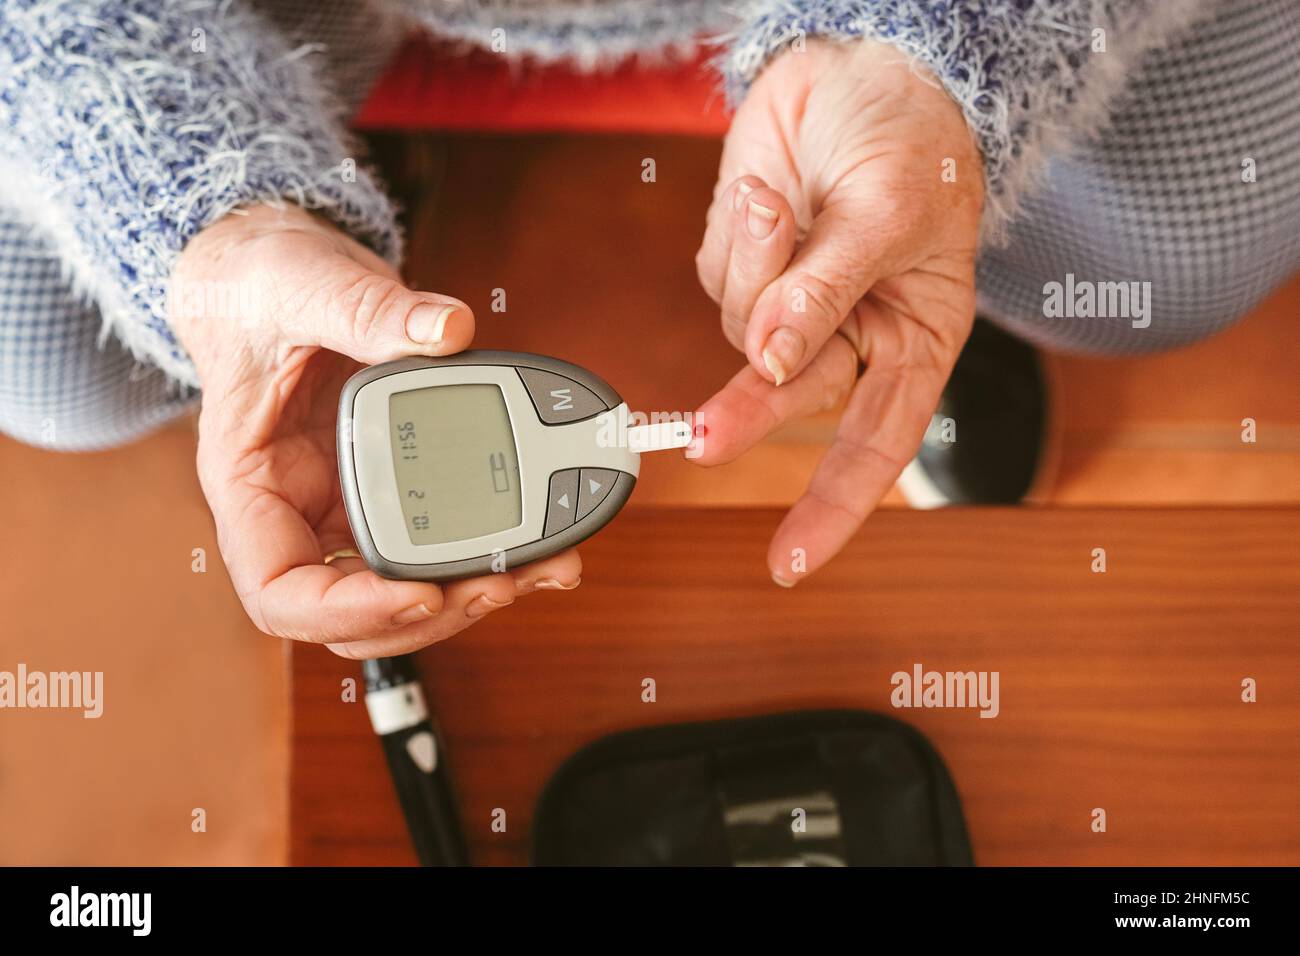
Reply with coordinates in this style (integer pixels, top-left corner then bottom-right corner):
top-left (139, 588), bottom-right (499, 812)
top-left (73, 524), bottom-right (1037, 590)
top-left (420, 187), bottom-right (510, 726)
top-left (337, 351), bottom-right (689, 582)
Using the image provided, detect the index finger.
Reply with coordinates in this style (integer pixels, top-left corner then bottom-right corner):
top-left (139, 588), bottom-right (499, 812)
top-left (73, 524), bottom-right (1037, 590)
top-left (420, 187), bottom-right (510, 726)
top-left (688, 333), bottom-right (859, 467)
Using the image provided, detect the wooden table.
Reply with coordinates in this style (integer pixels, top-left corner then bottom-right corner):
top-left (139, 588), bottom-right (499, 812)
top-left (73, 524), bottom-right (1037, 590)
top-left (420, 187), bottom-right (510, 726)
top-left (290, 507), bottom-right (1300, 866)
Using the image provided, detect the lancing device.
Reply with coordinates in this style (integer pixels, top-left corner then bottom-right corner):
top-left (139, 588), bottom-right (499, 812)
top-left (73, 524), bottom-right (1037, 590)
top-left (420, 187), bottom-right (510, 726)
top-left (337, 350), bottom-right (691, 581)
top-left (362, 654), bottom-right (468, 866)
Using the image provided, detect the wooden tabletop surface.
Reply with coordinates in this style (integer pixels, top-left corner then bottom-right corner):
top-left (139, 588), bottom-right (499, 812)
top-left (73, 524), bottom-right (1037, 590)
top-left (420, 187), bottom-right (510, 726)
top-left (290, 506), bottom-right (1300, 866)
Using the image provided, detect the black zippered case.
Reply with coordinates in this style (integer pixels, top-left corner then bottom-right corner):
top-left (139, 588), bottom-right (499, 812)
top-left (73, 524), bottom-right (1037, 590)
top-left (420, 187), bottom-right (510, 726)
top-left (531, 710), bottom-right (974, 866)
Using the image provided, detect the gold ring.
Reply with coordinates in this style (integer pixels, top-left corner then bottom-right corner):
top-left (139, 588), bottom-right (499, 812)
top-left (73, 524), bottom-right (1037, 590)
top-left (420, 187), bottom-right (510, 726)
top-left (323, 548), bottom-right (361, 565)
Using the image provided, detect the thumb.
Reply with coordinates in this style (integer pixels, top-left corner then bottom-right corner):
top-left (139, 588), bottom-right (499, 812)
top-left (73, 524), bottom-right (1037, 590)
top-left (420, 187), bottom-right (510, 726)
top-left (308, 256), bottom-right (475, 363)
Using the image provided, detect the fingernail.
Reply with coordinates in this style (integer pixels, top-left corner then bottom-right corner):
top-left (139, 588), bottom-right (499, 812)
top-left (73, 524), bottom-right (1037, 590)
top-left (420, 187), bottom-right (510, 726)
top-left (760, 326), bottom-right (806, 386)
top-left (391, 603), bottom-right (435, 627)
top-left (746, 200), bottom-right (778, 239)
top-left (732, 181), bottom-right (755, 211)
top-left (466, 593), bottom-right (513, 618)
top-left (407, 304), bottom-right (458, 347)
top-left (533, 577), bottom-right (581, 591)
top-left (771, 573), bottom-right (797, 589)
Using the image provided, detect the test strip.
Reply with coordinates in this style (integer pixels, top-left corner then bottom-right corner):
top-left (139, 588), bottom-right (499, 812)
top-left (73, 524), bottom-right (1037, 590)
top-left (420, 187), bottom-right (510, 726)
top-left (626, 420), bottom-right (693, 454)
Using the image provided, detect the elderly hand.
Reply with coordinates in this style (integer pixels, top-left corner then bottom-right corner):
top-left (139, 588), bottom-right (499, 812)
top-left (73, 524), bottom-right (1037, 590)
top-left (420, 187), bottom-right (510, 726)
top-left (169, 204), bottom-right (581, 658)
top-left (692, 39), bottom-right (984, 584)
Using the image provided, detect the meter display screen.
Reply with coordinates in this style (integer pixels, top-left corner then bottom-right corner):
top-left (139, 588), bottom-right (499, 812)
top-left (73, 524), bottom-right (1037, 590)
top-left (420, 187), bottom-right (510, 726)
top-left (388, 384), bottom-right (522, 545)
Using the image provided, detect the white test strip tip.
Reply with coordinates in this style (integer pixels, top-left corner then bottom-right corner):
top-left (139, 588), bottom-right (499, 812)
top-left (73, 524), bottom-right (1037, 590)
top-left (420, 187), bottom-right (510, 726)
top-left (626, 421), bottom-right (693, 454)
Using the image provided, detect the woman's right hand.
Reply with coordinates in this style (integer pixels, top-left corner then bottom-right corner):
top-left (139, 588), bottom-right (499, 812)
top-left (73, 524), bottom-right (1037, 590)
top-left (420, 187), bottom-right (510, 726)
top-left (168, 204), bottom-right (582, 659)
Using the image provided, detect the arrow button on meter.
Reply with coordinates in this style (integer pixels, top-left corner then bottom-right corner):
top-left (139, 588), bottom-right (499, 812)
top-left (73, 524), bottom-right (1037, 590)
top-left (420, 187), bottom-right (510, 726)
top-left (576, 468), bottom-right (618, 521)
top-left (543, 469), bottom-right (581, 537)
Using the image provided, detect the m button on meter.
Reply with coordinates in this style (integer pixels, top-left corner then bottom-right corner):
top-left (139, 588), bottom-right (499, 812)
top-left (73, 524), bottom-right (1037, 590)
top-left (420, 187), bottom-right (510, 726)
top-left (518, 367), bottom-right (607, 424)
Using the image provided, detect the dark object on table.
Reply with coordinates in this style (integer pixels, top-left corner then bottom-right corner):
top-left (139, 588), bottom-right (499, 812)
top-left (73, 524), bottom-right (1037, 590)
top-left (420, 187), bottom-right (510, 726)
top-left (363, 655), bottom-right (468, 866)
top-left (532, 710), bottom-right (972, 866)
top-left (907, 317), bottom-right (1052, 506)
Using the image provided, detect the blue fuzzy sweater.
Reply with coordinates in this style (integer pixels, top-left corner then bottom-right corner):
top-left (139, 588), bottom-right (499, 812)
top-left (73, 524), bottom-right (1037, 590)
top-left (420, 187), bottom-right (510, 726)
top-left (0, 0), bottom-right (1206, 385)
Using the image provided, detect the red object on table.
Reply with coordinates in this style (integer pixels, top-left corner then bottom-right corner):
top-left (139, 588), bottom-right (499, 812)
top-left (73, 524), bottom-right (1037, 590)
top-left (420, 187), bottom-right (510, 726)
top-left (353, 38), bottom-right (729, 137)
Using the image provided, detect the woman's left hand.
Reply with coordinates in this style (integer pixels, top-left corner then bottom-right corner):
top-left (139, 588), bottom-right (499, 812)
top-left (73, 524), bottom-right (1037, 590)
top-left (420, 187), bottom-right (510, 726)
top-left (691, 39), bottom-right (984, 584)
